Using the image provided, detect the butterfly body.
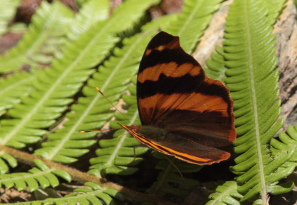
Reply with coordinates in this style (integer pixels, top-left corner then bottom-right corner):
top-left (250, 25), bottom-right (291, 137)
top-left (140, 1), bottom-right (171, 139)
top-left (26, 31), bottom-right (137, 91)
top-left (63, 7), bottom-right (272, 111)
top-left (123, 125), bottom-right (168, 142)
top-left (121, 31), bottom-right (236, 165)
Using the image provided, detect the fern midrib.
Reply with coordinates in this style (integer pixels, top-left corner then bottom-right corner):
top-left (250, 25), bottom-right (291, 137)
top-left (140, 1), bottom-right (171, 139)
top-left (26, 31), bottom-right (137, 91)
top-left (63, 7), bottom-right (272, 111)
top-left (2, 21), bottom-right (112, 145)
top-left (0, 75), bottom-right (34, 96)
top-left (2, 66), bottom-right (68, 144)
top-left (0, 168), bottom-right (55, 184)
top-left (47, 31), bottom-right (142, 160)
top-left (44, 188), bottom-right (109, 203)
top-left (208, 182), bottom-right (238, 205)
top-left (243, 0), bottom-right (266, 200)
top-left (108, 110), bottom-right (139, 166)
top-left (15, 187), bottom-right (109, 204)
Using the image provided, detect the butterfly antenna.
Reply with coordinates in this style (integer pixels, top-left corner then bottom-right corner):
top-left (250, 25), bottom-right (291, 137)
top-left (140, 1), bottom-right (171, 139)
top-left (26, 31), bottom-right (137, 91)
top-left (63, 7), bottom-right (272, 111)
top-left (79, 87), bottom-right (127, 133)
top-left (166, 157), bottom-right (185, 182)
top-left (80, 128), bottom-right (120, 133)
top-left (96, 87), bottom-right (132, 124)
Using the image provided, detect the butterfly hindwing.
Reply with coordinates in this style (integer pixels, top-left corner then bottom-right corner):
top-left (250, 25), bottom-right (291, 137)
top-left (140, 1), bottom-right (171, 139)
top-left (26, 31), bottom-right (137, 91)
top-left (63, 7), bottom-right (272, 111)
top-left (121, 125), bottom-right (230, 165)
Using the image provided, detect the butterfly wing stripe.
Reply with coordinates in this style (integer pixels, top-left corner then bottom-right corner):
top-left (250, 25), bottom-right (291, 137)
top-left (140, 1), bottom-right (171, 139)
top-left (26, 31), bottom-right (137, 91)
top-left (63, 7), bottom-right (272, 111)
top-left (138, 63), bottom-right (201, 84)
top-left (137, 71), bottom-right (204, 99)
top-left (139, 93), bottom-right (229, 117)
top-left (138, 74), bottom-right (231, 102)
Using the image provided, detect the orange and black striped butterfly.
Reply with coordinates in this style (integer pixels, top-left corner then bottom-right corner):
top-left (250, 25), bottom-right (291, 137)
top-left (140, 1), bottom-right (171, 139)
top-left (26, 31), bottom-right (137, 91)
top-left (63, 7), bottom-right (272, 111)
top-left (120, 31), bottom-right (236, 165)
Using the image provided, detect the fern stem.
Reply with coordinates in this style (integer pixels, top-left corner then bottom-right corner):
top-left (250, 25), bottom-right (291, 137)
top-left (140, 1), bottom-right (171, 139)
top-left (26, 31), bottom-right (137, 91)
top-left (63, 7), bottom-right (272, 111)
top-left (0, 144), bottom-right (177, 205)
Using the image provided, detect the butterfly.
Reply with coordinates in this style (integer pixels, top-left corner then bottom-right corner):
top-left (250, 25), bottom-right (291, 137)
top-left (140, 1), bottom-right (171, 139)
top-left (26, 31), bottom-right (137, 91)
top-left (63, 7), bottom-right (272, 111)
top-left (120, 31), bottom-right (236, 165)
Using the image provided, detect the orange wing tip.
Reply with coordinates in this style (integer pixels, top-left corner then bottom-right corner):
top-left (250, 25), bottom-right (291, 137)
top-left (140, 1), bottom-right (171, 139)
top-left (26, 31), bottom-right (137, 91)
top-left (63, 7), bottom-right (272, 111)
top-left (193, 152), bottom-right (231, 165)
top-left (229, 129), bottom-right (237, 142)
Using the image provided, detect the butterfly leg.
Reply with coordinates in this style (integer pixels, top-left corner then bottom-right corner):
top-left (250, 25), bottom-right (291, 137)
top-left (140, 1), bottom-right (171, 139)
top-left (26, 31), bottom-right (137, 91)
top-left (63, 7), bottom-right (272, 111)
top-left (129, 144), bottom-right (146, 165)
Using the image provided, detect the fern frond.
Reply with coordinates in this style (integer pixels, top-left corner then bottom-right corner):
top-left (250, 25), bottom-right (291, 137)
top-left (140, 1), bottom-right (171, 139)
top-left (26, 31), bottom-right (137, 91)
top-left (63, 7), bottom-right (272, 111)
top-left (0, 71), bottom-right (34, 113)
top-left (165, 0), bottom-right (223, 52)
top-left (0, 0), bottom-right (21, 36)
top-left (32, 0), bottom-right (165, 165)
top-left (0, 159), bottom-right (70, 191)
top-left (0, 1), bottom-right (74, 73)
top-left (218, 0), bottom-right (291, 202)
top-left (207, 181), bottom-right (242, 205)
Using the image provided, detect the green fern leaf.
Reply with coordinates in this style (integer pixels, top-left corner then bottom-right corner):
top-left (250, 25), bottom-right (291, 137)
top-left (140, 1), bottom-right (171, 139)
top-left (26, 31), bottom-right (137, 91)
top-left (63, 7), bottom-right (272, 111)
top-left (0, 0), bottom-right (21, 36)
top-left (207, 181), bottom-right (242, 205)
top-left (0, 1), bottom-right (74, 73)
top-left (0, 159), bottom-right (70, 191)
top-left (205, 46), bottom-right (227, 81)
top-left (0, 153), bottom-right (17, 174)
top-left (13, 183), bottom-right (120, 205)
top-left (271, 125), bottom-right (297, 161)
top-left (0, 71), bottom-right (34, 113)
top-left (66, 182), bottom-right (122, 204)
top-left (27, 182), bottom-right (122, 205)
top-left (107, 0), bottom-right (160, 33)
top-left (265, 0), bottom-right (287, 25)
